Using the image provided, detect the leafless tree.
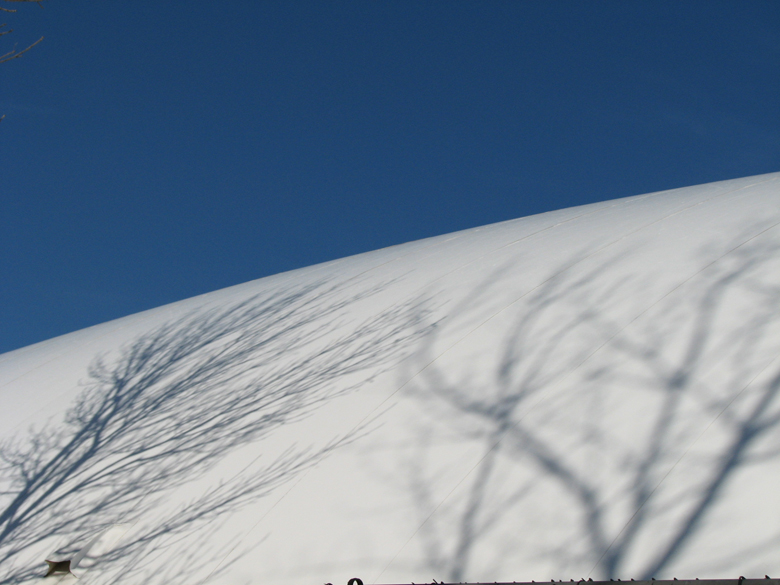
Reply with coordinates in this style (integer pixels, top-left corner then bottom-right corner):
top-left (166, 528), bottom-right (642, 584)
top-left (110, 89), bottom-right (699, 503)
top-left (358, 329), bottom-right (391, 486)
top-left (1, 0), bottom-right (43, 123)
top-left (0, 1), bottom-right (43, 64)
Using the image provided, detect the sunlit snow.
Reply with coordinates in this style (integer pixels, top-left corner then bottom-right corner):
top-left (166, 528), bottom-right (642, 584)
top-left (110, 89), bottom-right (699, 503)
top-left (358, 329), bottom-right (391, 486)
top-left (2, 173), bottom-right (780, 585)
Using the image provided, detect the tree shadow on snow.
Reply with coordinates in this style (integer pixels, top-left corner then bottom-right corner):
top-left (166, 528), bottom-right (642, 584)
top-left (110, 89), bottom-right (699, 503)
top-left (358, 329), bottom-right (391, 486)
top-left (400, 224), bottom-right (780, 581)
top-left (0, 278), bottom-right (428, 585)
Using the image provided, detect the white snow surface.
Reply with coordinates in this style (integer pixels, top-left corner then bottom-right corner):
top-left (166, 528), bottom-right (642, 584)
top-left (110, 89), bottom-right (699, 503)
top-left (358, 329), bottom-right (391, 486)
top-left (2, 173), bottom-right (780, 585)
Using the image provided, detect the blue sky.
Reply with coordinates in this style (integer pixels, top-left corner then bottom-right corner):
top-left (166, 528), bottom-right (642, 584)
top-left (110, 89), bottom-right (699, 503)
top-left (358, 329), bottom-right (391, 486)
top-left (1, 1), bottom-right (779, 355)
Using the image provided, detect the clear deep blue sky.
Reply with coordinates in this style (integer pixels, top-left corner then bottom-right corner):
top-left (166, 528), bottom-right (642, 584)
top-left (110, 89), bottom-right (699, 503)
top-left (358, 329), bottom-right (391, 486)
top-left (1, 1), bottom-right (778, 355)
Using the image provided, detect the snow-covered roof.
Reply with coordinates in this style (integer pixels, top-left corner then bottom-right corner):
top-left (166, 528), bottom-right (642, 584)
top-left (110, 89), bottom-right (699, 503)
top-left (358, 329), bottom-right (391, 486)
top-left (2, 172), bottom-right (780, 585)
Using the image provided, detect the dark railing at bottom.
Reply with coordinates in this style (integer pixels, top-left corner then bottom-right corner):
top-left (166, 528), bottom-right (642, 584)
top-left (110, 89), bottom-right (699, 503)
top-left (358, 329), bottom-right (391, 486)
top-left (332, 577), bottom-right (779, 585)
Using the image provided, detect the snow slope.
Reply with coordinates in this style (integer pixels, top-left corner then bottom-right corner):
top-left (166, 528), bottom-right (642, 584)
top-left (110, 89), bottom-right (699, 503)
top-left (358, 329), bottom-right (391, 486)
top-left (2, 172), bottom-right (780, 585)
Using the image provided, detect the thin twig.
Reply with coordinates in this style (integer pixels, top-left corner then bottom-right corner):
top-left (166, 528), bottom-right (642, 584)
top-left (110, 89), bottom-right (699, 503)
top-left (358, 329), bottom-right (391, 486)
top-left (0, 34), bottom-right (42, 63)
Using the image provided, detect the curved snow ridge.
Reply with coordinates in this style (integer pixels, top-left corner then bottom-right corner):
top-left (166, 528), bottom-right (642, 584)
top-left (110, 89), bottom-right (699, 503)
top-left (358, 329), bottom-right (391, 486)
top-left (1, 172), bottom-right (780, 585)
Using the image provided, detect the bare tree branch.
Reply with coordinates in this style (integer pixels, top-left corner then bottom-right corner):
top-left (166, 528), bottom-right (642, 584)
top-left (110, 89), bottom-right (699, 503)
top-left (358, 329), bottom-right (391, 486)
top-left (0, 34), bottom-right (42, 63)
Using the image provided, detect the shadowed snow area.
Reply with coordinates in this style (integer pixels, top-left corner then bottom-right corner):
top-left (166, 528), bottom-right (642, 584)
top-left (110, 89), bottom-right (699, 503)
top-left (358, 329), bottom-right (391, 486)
top-left (2, 172), bottom-right (780, 585)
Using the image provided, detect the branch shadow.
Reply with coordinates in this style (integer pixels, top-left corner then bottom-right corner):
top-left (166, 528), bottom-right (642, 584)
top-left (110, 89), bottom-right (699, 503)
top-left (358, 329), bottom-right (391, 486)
top-left (399, 228), bottom-right (780, 581)
top-left (0, 278), bottom-right (428, 585)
